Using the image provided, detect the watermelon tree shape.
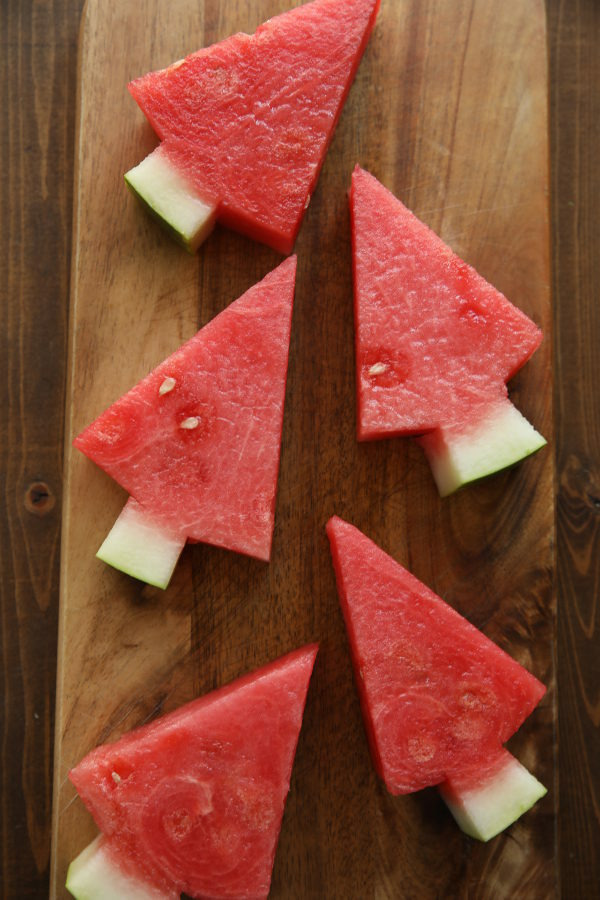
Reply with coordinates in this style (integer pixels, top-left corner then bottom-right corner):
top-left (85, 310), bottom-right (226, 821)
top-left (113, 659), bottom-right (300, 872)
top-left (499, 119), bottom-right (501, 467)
top-left (350, 166), bottom-right (547, 496)
top-left (125, 0), bottom-right (380, 254)
top-left (73, 257), bottom-right (296, 589)
top-left (326, 515), bottom-right (547, 841)
top-left (66, 644), bottom-right (318, 899)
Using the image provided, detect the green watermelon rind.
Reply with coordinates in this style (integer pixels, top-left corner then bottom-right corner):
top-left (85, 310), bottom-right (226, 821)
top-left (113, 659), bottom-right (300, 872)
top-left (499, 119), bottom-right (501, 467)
top-left (66, 835), bottom-right (176, 900)
top-left (96, 498), bottom-right (186, 590)
top-left (438, 751), bottom-right (547, 842)
top-left (418, 399), bottom-right (547, 497)
top-left (125, 145), bottom-right (217, 253)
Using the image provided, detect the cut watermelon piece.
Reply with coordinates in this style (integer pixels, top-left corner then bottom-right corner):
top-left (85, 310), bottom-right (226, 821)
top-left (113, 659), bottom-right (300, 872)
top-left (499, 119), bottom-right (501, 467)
top-left (126, 0), bottom-right (380, 254)
top-left (74, 257), bottom-right (296, 588)
top-left (67, 644), bottom-right (318, 899)
top-left (349, 166), bottom-right (546, 495)
top-left (326, 516), bottom-right (547, 840)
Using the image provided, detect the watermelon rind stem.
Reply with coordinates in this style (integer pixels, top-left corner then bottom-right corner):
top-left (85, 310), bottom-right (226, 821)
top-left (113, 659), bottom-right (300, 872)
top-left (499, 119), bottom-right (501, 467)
top-left (66, 834), bottom-right (176, 900)
top-left (438, 751), bottom-right (547, 842)
top-left (97, 497), bottom-right (186, 589)
top-left (418, 399), bottom-right (546, 497)
top-left (125, 144), bottom-right (217, 253)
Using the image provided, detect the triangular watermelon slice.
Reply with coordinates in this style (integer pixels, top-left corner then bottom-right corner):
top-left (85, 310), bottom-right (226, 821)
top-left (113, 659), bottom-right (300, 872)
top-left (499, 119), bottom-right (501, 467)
top-left (66, 644), bottom-right (318, 899)
top-left (326, 516), bottom-right (547, 841)
top-left (350, 166), bottom-right (546, 495)
top-left (125, 0), bottom-right (380, 254)
top-left (74, 257), bottom-right (296, 588)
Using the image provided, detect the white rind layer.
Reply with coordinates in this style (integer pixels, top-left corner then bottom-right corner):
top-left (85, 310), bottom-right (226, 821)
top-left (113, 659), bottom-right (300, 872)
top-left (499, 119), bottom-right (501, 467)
top-left (66, 835), bottom-right (175, 900)
top-left (438, 752), bottom-right (547, 842)
top-left (419, 399), bottom-right (546, 497)
top-left (125, 145), bottom-right (217, 252)
top-left (97, 497), bottom-right (186, 589)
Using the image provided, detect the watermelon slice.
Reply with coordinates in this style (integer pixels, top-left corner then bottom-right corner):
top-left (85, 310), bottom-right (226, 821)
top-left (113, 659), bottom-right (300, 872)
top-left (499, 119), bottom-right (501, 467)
top-left (349, 166), bottom-right (546, 495)
top-left (66, 644), bottom-right (318, 899)
top-left (326, 515), bottom-right (547, 841)
top-left (74, 257), bottom-right (296, 588)
top-left (125, 0), bottom-right (380, 254)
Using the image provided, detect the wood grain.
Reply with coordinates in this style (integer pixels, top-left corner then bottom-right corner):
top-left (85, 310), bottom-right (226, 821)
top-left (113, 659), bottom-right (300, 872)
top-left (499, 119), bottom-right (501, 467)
top-left (48, 1), bottom-right (555, 897)
top-left (548, 0), bottom-right (600, 896)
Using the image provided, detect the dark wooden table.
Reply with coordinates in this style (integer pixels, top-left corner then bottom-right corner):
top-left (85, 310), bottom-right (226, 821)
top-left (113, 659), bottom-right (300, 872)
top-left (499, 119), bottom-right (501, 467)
top-left (1, 0), bottom-right (598, 897)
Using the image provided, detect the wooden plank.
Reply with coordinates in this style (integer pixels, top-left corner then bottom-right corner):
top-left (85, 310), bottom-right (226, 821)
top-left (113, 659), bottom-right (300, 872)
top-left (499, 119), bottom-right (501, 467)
top-left (548, 0), bottom-right (600, 894)
top-left (51, 0), bottom-right (555, 897)
top-left (0, 0), bottom-right (81, 896)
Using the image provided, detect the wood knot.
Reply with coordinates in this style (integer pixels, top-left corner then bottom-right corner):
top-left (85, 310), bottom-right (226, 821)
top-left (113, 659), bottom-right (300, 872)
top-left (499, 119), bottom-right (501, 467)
top-left (588, 493), bottom-right (600, 512)
top-left (24, 481), bottom-right (55, 516)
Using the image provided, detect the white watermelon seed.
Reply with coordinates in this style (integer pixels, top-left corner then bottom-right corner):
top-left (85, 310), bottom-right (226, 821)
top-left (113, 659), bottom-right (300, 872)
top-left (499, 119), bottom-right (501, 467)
top-left (111, 772), bottom-right (121, 784)
top-left (159, 376), bottom-right (176, 396)
top-left (369, 362), bottom-right (388, 376)
top-left (180, 417), bottom-right (199, 430)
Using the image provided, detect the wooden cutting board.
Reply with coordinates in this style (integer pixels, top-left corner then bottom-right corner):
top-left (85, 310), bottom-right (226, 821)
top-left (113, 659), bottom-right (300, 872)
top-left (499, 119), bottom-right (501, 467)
top-left (51, 0), bottom-right (555, 896)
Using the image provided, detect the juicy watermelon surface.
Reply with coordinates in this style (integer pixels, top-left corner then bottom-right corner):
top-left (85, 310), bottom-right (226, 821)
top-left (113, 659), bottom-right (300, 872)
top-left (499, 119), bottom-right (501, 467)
top-left (326, 516), bottom-right (545, 795)
top-left (69, 645), bottom-right (318, 899)
top-left (74, 257), bottom-right (296, 562)
top-left (350, 166), bottom-right (543, 440)
top-left (129, 0), bottom-right (380, 253)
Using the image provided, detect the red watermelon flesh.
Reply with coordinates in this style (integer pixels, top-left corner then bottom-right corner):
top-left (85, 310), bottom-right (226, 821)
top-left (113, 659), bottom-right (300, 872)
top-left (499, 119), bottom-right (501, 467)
top-left (326, 516), bottom-right (546, 828)
top-left (74, 257), bottom-right (295, 581)
top-left (68, 644), bottom-right (318, 899)
top-left (127, 0), bottom-right (380, 254)
top-left (350, 166), bottom-right (546, 494)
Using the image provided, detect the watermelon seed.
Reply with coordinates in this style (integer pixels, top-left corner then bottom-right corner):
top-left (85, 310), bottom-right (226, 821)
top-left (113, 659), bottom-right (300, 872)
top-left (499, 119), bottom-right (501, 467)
top-left (164, 809), bottom-right (194, 840)
top-left (111, 772), bottom-right (121, 784)
top-left (407, 736), bottom-right (436, 763)
top-left (180, 417), bottom-right (199, 430)
top-left (159, 376), bottom-right (176, 396)
top-left (369, 362), bottom-right (388, 376)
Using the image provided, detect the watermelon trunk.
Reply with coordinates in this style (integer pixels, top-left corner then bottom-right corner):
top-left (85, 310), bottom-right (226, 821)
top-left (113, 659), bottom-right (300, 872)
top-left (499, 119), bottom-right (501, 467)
top-left (417, 396), bottom-right (547, 497)
top-left (97, 497), bottom-right (187, 589)
top-left (125, 144), bottom-right (217, 253)
top-left (66, 835), bottom-right (177, 900)
top-left (438, 748), bottom-right (547, 842)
